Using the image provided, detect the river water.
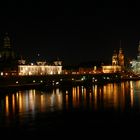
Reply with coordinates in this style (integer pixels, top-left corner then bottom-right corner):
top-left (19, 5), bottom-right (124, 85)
top-left (0, 81), bottom-right (140, 137)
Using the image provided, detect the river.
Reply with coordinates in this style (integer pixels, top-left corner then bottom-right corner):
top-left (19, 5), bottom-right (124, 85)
top-left (0, 81), bottom-right (140, 137)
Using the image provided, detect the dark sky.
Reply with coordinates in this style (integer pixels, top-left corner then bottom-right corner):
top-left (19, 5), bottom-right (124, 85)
top-left (0, 1), bottom-right (140, 65)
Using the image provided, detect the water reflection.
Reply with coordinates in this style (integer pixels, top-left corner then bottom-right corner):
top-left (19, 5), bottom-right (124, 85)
top-left (1, 88), bottom-right (63, 124)
top-left (64, 81), bottom-right (140, 111)
top-left (1, 81), bottom-right (140, 127)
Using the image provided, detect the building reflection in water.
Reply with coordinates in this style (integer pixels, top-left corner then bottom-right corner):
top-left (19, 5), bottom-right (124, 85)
top-left (5, 96), bottom-right (9, 116)
top-left (67, 81), bottom-right (140, 112)
top-left (2, 81), bottom-right (140, 126)
top-left (2, 88), bottom-right (63, 125)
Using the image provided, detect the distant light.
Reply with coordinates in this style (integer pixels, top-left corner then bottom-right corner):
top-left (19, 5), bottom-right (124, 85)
top-left (16, 81), bottom-right (18, 84)
top-left (31, 63), bottom-right (34, 66)
top-left (56, 82), bottom-right (59, 85)
top-left (33, 80), bottom-right (35, 83)
top-left (40, 80), bottom-right (43, 83)
top-left (0, 72), bottom-right (3, 76)
top-left (29, 71), bottom-right (32, 75)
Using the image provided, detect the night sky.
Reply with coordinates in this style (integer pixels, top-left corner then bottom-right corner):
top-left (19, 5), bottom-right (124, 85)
top-left (0, 1), bottom-right (140, 65)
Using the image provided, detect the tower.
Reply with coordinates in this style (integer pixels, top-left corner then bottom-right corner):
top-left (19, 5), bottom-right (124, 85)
top-left (137, 41), bottom-right (140, 61)
top-left (118, 47), bottom-right (124, 67)
top-left (112, 50), bottom-right (118, 65)
top-left (0, 33), bottom-right (15, 60)
top-left (0, 33), bottom-right (18, 75)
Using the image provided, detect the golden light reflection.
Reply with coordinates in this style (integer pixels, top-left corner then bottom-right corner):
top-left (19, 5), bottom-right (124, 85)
top-left (2, 80), bottom-right (140, 120)
top-left (121, 82), bottom-right (125, 111)
top-left (94, 85), bottom-right (98, 110)
top-left (77, 86), bottom-right (80, 106)
top-left (130, 81), bottom-right (134, 107)
top-left (16, 92), bottom-right (18, 101)
top-left (12, 94), bottom-right (15, 113)
top-left (113, 83), bottom-right (118, 109)
top-left (83, 87), bottom-right (87, 108)
top-left (66, 94), bottom-right (69, 110)
top-left (89, 91), bottom-right (92, 109)
top-left (5, 95), bottom-right (9, 116)
top-left (56, 88), bottom-right (62, 110)
top-left (40, 94), bottom-right (45, 112)
top-left (72, 87), bottom-right (76, 108)
top-left (19, 92), bottom-right (23, 112)
top-left (72, 86), bottom-right (80, 108)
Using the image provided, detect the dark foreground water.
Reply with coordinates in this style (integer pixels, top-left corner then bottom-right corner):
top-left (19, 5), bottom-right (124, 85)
top-left (0, 81), bottom-right (140, 138)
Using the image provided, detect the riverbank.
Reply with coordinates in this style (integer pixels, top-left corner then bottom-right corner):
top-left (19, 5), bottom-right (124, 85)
top-left (0, 73), bottom-right (139, 92)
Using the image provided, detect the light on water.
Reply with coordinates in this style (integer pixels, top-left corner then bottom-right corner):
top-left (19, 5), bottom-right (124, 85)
top-left (1, 81), bottom-right (140, 135)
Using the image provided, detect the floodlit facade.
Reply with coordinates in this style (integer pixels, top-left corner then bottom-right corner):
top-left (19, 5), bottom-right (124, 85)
top-left (18, 61), bottom-right (62, 76)
top-left (102, 47), bottom-right (123, 73)
top-left (102, 65), bottom-right (121, 73)
top-left (131, 41), bottom-right (140, 75)
top-left (18, 65), bottom-right (62, 76)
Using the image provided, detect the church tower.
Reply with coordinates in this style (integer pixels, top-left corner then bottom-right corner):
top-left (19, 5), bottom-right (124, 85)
top-left (118, 47), bottom-right (124, 67)
top-left (112, 50), bottom-right (118, 65)
top-left (0, 33), bottom-right (18, 75)
top-left (137, 41), bottom-right (140, 61)
top-left (0, 33), bottom-right (15, 60)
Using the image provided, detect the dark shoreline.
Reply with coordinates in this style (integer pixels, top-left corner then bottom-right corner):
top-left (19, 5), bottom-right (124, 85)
top-left (0, 73), bottom-right (140, 93)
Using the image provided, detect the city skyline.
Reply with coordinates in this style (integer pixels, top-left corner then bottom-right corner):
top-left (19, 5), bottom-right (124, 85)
top-left (0, 1), bottom-right (140, 65)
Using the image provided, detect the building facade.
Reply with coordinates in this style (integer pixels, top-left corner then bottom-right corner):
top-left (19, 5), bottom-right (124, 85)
top-left (18, 61), bottom-right (62, 76)
top-left (131, 41), bottom-right (140, 75)
top-left (102, 48), bottom-right (124, 73)
top-left (0, 33), bottom-right (62, 76)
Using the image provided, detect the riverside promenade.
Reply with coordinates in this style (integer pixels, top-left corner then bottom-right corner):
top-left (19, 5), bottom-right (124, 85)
top-left (0, 73), bottom-right (122, 91)
top-left (1, 72), bottom-right (140, 92)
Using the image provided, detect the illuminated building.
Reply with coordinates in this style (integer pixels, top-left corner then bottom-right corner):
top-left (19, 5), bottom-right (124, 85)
top-left (102, 48), bottom-right (123, 73)
top-left (112, 50), bottom-right (118, 65)
top-left (118, 47), bottom-right (124, 69)
top-left (102, 65), bottom-right (121, 73)
top-left (18, 60), bottom-right (62, 76)
top-left (0, 33), bottom-right (62, 76)
top-left (0, 33), bottom-right (18, 76)
top-left (131, 41), bottom-right (140, 75)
